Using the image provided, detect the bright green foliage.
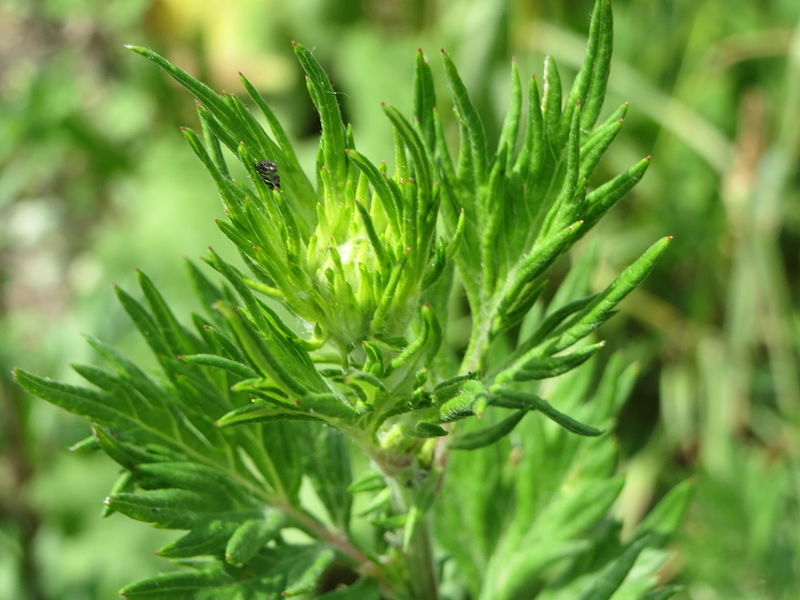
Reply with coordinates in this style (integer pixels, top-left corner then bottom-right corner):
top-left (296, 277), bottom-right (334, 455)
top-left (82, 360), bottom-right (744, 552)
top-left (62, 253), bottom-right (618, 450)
top-left (15, 1), bottom-right (690, 598)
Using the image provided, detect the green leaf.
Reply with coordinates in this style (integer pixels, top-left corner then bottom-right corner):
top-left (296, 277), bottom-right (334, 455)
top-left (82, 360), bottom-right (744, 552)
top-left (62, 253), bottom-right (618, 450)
top-left (541, 56), bottom-right (562, 140)
top-left (497, 221), bottom-right (585, 320)
top-left (636, 479), bottom-right (694, 546)
top-left (382, 102), bottom-right (433, 212)
top-left (438, 380), bottom-right (490, 422)
top-left (304, 427), bottom-right (353, 527)
top-left (14, 368), bottom-right (124, 427)
top-left (124, 46), bottom-right (233, 129)
top-left (580, 0), bottom-right (614, 130)
top-left (497, 59), bottom-right (522, 158)
top-left (213, 300), bottom-right (308, 396)
top-left (101, 470), bottom-right (135, 518)
top-left (345, 149), bottom-right (401, 234)
top-left (490, 388), bottom-right (604, 436)
top-left (282, 548), bottom-right (336, 596)
top-left (120, 569), bottom-right (236, 600)
top-left (292, 41), bottom-right (347, 181)
top-left (577, 537), bottom-right (648, 600)
top-left (494, 342), bottom-right (605, 383)
top-left (122, 545), bottom-right (323, 598)
top-left (562, 0), bottom-right (613, 132)
top-left (225, 511), bottom-right (284, 565)
top-left (579, 116), bottom-right (623, 182)
top-left (114, 284), bottom-right (171, 358)
top-left (135, 462), bottom-right (243, 499)
top-left (94, 426), bottom-right (169, 470)
top-left (178, 353), bottom-right (257, 379)
top-left (412, 421), bottom-right (449, 438)
top-left (448, 409), bottom-right (526, 450)
top-left (215, 402), bottom-right (317, 427)
top-left (441, 49), bottom-right (487, 182)
top-left (581, 156), bottom-right (651, 231)
top-left (107, 488), bottom-right (231, 529)
top-left (317, 577), bottom-right (381, 599)
top-left (157, 520), bottom-right (239, 559)
top-left (206, 251), bottom-right (327, 393)
top-left (413, 49), bottom-right (436, 149)
top-left (137, 269), bottom-right (202, 356)
top-left (515, 293), bottom-right (600, 356)
top-left (513, 74), bottom-right (544, 178)
top-left (546, 236), bottom-right (673, 354)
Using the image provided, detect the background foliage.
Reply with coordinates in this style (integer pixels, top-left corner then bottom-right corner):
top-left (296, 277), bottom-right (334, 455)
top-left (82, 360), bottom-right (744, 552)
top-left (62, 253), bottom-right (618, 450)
top-left (1, 0), bottom-right (798, 598)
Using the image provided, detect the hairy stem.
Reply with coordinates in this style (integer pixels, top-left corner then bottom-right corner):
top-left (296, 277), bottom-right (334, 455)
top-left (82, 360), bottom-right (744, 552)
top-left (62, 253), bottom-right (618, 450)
top-left (279, 501), bottom-right (373, 569)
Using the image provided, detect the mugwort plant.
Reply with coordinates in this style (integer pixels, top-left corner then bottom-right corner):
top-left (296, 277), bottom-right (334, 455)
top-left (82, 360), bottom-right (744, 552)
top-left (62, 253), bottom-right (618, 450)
top-left (16, 1), bottom-right (691, 598)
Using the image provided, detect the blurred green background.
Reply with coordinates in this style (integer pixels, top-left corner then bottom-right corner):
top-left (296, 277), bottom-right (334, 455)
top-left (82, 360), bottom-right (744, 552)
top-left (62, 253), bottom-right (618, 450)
top-left (1, 0), bottom-right (798, 598)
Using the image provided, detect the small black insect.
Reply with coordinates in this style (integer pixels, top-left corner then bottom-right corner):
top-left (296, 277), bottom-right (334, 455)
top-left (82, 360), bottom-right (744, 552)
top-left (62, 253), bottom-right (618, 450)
top-left (254, 159), bottom-right (280, 189)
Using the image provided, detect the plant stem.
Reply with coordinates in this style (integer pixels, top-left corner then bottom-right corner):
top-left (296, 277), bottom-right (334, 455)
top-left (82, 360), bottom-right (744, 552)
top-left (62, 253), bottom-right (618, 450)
top-left (382, 475), bottom-right (440, 600)
top-left (460, 313), bottom-right (493, 375)
top-left (405, 515), bottom-right (439, 600)
top-left (279, 501), bottom-right (371, 568)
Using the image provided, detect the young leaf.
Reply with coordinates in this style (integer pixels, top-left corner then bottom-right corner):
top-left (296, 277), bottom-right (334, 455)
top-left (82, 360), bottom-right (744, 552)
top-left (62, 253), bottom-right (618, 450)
top-left (448, 410), bottom-right (526, 450)
top-left (225, 511), bottom-right (284, 565)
